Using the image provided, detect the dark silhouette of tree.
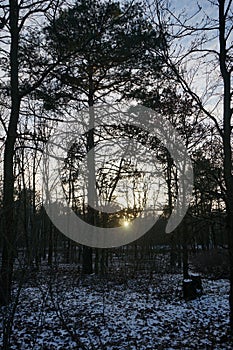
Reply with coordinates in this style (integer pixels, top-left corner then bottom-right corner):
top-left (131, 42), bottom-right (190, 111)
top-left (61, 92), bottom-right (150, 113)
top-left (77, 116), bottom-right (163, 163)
top-left (42, 0), bottom-right (167, 273)
top-left (0, 0), bottom-right (63, 306)
top-left (146, 0), bottom-right (233, 328)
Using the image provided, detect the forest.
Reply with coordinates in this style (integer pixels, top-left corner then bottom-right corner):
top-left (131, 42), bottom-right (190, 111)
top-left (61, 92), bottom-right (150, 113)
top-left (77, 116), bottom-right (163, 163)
top-left (0, 0), bottom-right (232, 348)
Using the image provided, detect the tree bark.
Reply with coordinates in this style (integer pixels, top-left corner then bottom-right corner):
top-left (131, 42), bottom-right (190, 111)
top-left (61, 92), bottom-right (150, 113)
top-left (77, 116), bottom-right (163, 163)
top-left (82, 68), bottom-right (96, 274)
top-left (218, 0), bottom-right (233, 331)
top-left (0, 0), bottom-right (20, 305)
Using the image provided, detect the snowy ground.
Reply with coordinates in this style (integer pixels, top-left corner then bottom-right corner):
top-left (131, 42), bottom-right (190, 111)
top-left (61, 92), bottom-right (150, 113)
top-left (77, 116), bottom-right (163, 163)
top-left (0, 269), bottom-right (232, 349)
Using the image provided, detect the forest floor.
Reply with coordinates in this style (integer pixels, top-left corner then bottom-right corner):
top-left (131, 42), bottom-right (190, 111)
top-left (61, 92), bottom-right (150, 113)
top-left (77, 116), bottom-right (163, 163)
top-left (0, 266), bottom-right (232, 349)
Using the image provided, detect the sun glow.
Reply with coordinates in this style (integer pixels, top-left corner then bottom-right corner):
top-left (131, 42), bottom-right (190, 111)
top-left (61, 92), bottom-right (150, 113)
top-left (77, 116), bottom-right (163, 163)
top-left (123, 220), bottom-right (130, 228)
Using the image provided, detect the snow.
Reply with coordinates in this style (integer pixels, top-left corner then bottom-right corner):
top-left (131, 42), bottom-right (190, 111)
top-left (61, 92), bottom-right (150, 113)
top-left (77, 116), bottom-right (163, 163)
top-left (0, 271), bottom-right (232, 349)
top-left (189, 273), bottom-right (200, 277)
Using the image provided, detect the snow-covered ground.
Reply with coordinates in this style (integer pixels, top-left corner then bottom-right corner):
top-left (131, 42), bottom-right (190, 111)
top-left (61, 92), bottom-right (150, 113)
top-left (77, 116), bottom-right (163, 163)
top-left (0, 270), bottom-right (232, 349)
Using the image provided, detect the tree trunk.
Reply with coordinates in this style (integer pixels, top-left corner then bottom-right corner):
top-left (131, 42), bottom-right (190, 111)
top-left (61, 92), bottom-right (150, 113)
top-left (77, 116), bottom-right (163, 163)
top-left (182, 242), bottom-right (189, 280)
top-left (218, 0), bottom-right (233, 331)
top-left (48, 223), bottom-right (53, 266)
top-left (82, 72), bottom-right (96, 274)
top-left (82, 246), bottom-right (93, 274)
top-left (0, 0), bottom-right (20, 305)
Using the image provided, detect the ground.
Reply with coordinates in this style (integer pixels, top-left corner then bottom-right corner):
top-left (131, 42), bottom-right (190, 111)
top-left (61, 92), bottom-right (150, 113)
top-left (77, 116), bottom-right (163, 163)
top-left (0, 267), bottom-right (232, 349)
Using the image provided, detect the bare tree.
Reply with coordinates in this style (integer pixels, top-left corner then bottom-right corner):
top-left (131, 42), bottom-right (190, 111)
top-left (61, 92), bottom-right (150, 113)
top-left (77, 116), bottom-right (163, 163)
top-left (0, 0), bottom-right (63, 305)
top-left (145, 0), bottom-right (233, 328)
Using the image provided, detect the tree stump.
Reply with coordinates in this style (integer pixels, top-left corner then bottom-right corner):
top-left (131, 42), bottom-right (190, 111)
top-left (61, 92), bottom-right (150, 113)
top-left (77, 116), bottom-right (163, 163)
top-left (183, 273), bottom-right (203, 300)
